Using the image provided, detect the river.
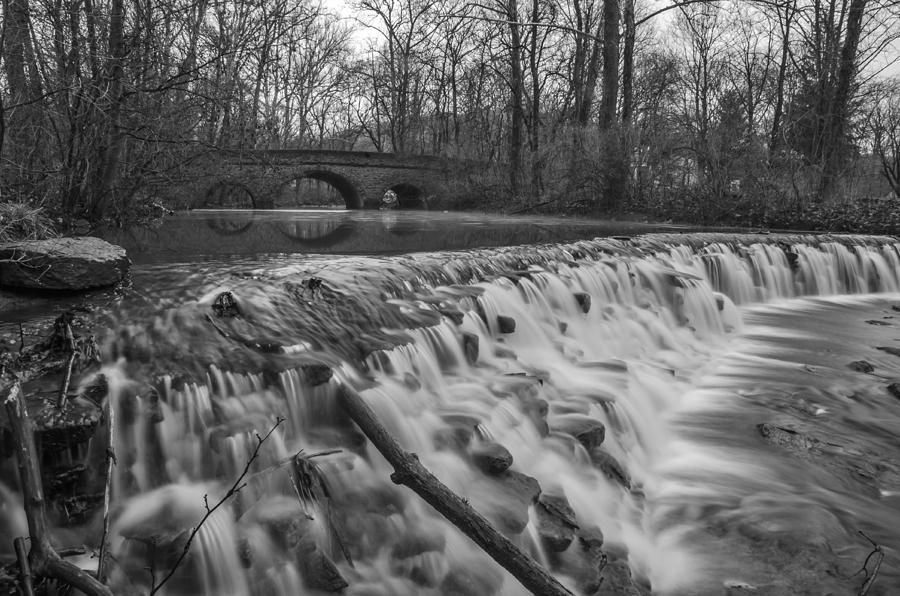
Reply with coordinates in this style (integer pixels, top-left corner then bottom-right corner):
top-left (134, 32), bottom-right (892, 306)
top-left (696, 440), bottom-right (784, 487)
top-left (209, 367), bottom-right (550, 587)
top-left (2, 210), bottom-right (899, 595)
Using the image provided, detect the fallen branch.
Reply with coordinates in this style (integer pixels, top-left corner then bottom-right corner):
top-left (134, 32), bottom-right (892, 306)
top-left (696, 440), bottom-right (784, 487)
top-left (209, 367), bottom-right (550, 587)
top-left (336, 385), bottom-right (574, 596)
top-left (148, 416), bottom-right (285, 595)
top-left (3, 380), bottom-right (113, 596)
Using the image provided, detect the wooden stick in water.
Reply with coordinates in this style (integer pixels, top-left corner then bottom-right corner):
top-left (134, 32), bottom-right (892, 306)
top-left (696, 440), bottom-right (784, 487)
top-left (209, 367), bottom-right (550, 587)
top-left (336, 384), bottom-right (575, 596)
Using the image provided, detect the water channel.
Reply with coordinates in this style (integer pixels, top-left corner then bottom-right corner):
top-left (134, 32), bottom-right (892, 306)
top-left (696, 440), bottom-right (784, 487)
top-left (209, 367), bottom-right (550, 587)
top-left (3, 210), bottom-right (900, 595)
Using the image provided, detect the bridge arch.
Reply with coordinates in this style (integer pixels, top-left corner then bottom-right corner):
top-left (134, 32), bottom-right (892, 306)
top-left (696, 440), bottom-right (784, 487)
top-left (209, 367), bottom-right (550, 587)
top-left (203, 181), bottom-right (256, 209)
top-left (277, 170), bottom-right (362, 209)
top-left (385, 182), bottom-right (428, 209)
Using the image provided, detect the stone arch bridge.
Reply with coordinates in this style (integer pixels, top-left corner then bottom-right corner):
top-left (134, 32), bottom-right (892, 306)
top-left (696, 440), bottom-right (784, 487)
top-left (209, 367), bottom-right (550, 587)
top-left (189, 150), bottom-right (454, 210)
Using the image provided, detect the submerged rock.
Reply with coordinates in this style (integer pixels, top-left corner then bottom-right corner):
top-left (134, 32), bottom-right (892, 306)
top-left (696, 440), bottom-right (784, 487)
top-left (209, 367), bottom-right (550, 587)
top-left (0, 236), bottom-right (129, 290)
top-left (848, 360), bottom-right (875, 373)
top-left (552, 414), bottom-right (606, 450)
top-left (589, 448), bottom-right (631, 489)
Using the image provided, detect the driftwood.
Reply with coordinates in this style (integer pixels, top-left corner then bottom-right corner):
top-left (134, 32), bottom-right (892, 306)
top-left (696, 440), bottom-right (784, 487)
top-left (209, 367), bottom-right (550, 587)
top-left (3, 380), bottom-right (113, 596)
top-left (336, 385), bottom-right (575, 596)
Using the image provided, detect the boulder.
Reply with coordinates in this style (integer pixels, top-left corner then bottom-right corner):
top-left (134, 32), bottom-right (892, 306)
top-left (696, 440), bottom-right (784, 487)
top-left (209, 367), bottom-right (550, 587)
top-left (470, 442), bottom-right (513, 474)
top-left (0, 236), bottom-right (129, 290)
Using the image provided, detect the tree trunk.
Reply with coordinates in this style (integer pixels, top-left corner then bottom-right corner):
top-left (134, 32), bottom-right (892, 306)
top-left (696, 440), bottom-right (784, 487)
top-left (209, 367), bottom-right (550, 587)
top-left (507, 0), bottom-right (524, 199)
top-left (600, 0), bottom-right (620, 129)
top-left (90, 0), bottom-right (127, 219)
top-left (528, 0), bottom-right (543, 200)
top-left (621, 0), bottom-right (635, 123)
top-left (770, 0), bottom-right (795, 151)
top-left (820, 0), bottom-right (868, 198)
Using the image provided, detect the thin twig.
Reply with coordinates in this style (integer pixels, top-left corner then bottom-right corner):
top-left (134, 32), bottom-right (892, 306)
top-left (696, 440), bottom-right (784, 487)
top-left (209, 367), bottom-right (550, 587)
top-left (857, 530), bottom-right (885, 596)
top-left (148, 417), bottom-right (285, 595)
top-left (57, 324), bottom-right (77, 409)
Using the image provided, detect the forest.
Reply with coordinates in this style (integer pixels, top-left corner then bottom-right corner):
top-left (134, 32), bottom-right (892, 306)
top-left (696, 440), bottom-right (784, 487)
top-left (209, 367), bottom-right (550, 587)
top-left (1, 0), bottom-right (900, 229)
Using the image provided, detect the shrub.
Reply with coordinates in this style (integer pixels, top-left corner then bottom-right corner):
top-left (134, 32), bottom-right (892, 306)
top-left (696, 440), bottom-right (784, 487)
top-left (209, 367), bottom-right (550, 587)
top-left (0, 201), bottom-right (58, 242)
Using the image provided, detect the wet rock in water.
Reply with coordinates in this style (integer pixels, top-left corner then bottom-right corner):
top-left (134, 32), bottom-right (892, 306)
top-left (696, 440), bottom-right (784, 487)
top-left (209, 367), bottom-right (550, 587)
top-left (555, 526), bottom-right (605, 593)
top-left (757, 423), bottom-right (821, 452)
top-left (557, 320), bottom-right (568, 334)
top-left (301, 363), bottom-right (333, 386)
top-left (482, 470), bottom-right (542, 535)
top-left (596, 559), bottom-right (649, 596)
top-left (402, 372), bottom-right (422, 391)
top-left (887, 382), bottom-right (900, 401)
top-left (299, 547), bottom-right (348, 592)
top-left (440, 561), bottom-right (503, 596)
top-left (866, 319), bottom-right (892, 326)
top-left (574, 292), bottom-right (592, 314)
top-left (589, 448), bottom-right (631, 489)
top-left (848, 360), bottom-right (874, 373)
top-left (0, 236), bottom-right (129, 290)
top-left (391, 526), bottom-right (446, 559)
top-left (876, 345), bottom-right (900, 358)
top-left (497, 315), bottom-right (517, 334)
top-left (212, 291), bottom-right (241, 317)
top-left (439, 308), bottom-right (465, 325)
top-left (552, 414), bottom-right (606, 450)
top-left (462, 332), bottom-right (479, 365)
top-left (535, 493), bottom-right (578, 552)
top-left (470, 441), bottom-right (513, 474)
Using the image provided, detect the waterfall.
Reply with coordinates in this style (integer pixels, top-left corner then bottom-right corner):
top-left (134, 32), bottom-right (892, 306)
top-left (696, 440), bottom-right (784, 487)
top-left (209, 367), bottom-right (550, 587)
top-left (42, 233), bottom-right (900, 594)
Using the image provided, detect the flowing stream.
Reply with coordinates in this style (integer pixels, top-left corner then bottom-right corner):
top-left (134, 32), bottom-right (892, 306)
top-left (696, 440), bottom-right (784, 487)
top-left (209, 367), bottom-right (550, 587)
top-left (5, 215), bottom-right (900, 596)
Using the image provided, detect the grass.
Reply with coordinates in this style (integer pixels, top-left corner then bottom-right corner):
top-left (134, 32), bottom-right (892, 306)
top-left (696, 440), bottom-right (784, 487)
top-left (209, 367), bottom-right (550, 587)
top-left (0, 201), bottom-right (57, 242)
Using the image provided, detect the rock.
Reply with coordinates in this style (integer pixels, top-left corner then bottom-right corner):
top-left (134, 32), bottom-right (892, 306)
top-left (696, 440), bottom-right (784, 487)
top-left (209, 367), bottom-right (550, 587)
top-left (391, 527), bottom-right (446, 559)
top-left (535, 493), bottom-right (578, 552)
top-left (757, 423), bottom-right (820, 452)
top-left (848, 360), bottom-right (874, 373)
top-left (212, 291), bottom-right (241, 317)
top-left (462, 332), bottom-right (479, 365)
top-left (589, 448), bottom-right (631, 489)
top-left (552, 414), bottom-right (606, 450)
top-left (866, 320), bottom-right (891, 326)
top-left (596, 559), bottom-right (648, 596)
top-left (483, 470), bottom-right (541, 535)
top-left (299, 548), bottom-right (348, 592)
top-left (440, 562), bottom-right (503, 596)
top-left (0, 236), bottom-right (129, 290)
top-left (876, 346), bottom-right (900, 358)
top-left (557, 320), bottom-right (568, 334)
top-left (714, 293), bottom-right (726, 311)
top-left (439, 308), bottom-right (465, 325)
top-left (888, 382), bottom-right (900, 401)
top-left (301, 363), bottom-right (333, 386)
top-left (497, 315), bottom-right (516, 334)
top-left (470, 442), bottom-right (513, 474)
top-left (574, 292), bottom-right (592, 313)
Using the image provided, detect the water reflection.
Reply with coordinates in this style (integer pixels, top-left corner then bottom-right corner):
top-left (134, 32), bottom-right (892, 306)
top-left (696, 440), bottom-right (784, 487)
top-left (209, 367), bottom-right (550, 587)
top-left (107, 210), bottom-right (689, 264)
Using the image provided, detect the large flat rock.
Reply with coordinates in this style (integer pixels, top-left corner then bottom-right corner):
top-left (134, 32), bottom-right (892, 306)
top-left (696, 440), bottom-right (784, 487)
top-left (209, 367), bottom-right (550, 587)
top-left (0, 236), bottom-right (130, 290)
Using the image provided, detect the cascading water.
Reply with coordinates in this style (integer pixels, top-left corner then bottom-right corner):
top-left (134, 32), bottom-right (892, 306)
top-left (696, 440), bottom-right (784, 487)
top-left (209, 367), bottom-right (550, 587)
top-left (5, 232), bottom-right (900, 595)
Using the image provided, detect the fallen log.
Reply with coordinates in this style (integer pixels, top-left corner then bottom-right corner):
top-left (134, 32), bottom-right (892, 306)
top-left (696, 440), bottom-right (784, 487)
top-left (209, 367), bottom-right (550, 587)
top-left (336, 385), bottom-right (574, 596)
top-left (3, 381), bottom-right (113, 596)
